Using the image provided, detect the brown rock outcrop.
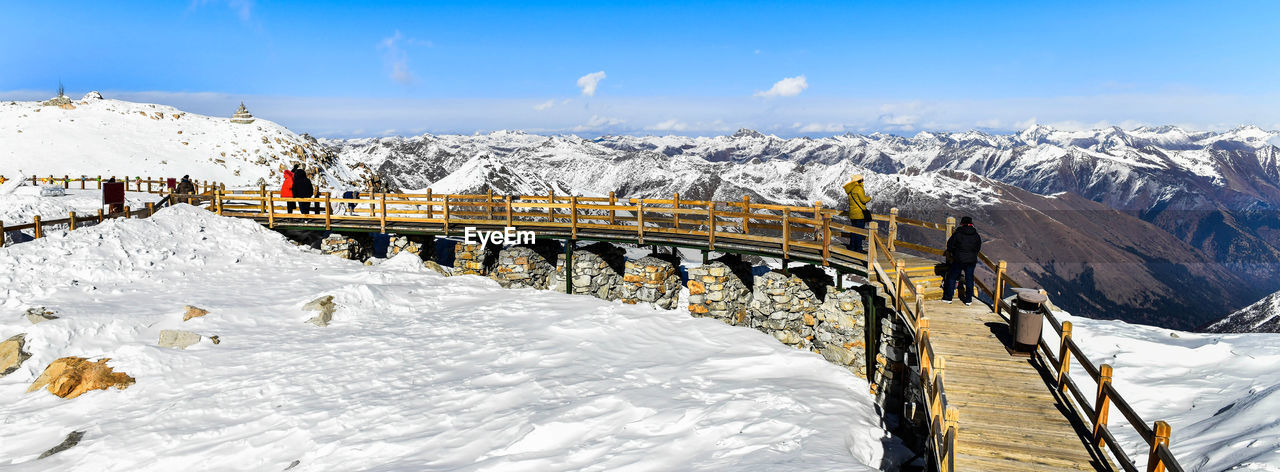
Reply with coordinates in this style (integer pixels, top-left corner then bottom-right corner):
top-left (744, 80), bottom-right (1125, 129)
top-left (27, 357), bottom-right (135, 399)
top-left (1, 334), bottom-right (31, 377)
top-left (182, 305), bottom-right (209, 321)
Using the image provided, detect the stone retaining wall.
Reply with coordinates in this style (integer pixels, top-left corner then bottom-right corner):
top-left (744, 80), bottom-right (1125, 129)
top-left (550, 242), bottom-right (625, 301)
top-left (687, 261), bottom-right (751, 324)
top-left (619, 256), bottom-right (681, 309)
top-left (453, 242), bottom-right (492, 275)
top-left (493, 246), bottom-right (555, 289)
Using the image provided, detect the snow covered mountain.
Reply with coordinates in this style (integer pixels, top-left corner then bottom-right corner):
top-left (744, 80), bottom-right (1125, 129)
top-left (0, 93), bottom-right (361, 188)
top-left (325, 126), bottom-right (1280, 330)
top-left (1206, 289), bottom-right (1280, 333)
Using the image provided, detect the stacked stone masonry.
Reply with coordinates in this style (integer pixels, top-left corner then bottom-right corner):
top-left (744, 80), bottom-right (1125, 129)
top-left (493, 246), bottom-right (555, 289)
top-left (453, 242), bottom-right (490, 275)
top-left (551, 242), bottom-right (625, 301)
top-left (618, 256), bottom-right (682, 310)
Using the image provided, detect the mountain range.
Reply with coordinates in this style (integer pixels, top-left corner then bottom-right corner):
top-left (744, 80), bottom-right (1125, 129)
top-left (4, 95), bottom-right (1279, 330)
top-left (324, 126), bottom-right (1280, 330)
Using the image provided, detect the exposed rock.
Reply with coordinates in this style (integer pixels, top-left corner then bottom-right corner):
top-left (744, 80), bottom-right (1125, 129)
top-left (82, 91), bottom-right (104, 100)
top-left (25, 307), bottom-right (59, 324)
top-left (158, 330), bottom-right (202, 349)
top-left (27, 357), bottom-right (135, 399)
top-left (304, 295), bottom-right (336, 327)
top-left (1, 334), bottom-right (31, 377)
top-left (182, 305), bottom-right (209, 321)
top-left (39, 186), bottom-right (66, 197)
top-left (38, 431), bottom-right (84, 459)
top-left (321, 233), bottom-right (368, 260)
top-left (423, 260), bottom-right (452, 276)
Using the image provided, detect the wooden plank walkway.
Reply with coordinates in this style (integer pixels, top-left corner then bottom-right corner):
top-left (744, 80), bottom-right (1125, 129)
top-left (924, 300), bottom-right (1113, 471)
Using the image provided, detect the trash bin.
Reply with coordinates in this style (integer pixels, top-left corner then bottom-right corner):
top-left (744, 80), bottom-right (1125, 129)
top-left (1011, 290), bottom-right (1048, 354)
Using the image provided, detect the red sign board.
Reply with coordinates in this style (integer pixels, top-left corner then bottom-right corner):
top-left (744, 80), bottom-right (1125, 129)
top-left (167, 178), bottom-right (177, 189)
top-left (103, 182), bottom-right (126, 207)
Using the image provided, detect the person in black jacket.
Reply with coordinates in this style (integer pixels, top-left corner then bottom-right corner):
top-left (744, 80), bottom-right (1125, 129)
top-left (292, 168), bottom-right (315, 215)
top-left (943, 216), bottom-right (982, 305)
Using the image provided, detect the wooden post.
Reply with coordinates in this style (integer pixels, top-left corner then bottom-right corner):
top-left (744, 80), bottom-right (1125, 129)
top-left (505, 195), bottom-right (514, 227)
top-left (918, 318), bottom-right (930, 352)
top-left (267, 192), bottom-right (276, 228)
top-left (894, 259), bottom-right (905, 313)
top-left (34, 216), bottom-right (42, 238)
top-left (81, 175), bottom-right (86, 190)
top-left (31, 175), bottom-right (36, 185)
top-left (324, 194), bottom-right (332, 230)
top-left (443, 195), bottom-right (451, 235)
top-left (147, 177), bottom-right (152, 193)
top-left (672, 192), bottom-right (680, 229)
top-left (97, 209), bottom-right (104, 223)
top-left (547, 189), bottom-right (555, 223)
top-left (782, 207), bottom-right (791, 259)
top-left (1093, 364), bottom-right (1113, 449)
top-left (944, 407), bottom-right (959, 470)
top-left (810, 201), bottom-right (821, 241)
top-left (425, 188), bottom-right (433, 219)
top-left (742, 195), bottom-right (750, 234)
top-left (486, 188), bottom-right (494, 221)
top-left (97, 175), bottom-right (103, 189)
top-left (1148, 421), bottom-right (1172, 472)
top-left (1058, 321), bottom-right (1073, 393)
top-left (866, 222), bottom-right (879, 282)
top-left (945, 216), bottom-right (956, 245)
top-left (821, 215), bottom-right (831, 266)
top-left (915, 283), bottom-right (925, 322)
top-left (214, 189), bottom-right (223, 216)
top-left (63, 175), bottom-right (69, 189)
top-left (706, 202), bottom-right (715, 251)
top-left (67, 212), bottom-right (76, 231)
top-left (147, 202), bottom-right (155, 217)
top-left (570, 196), bottom-right (579, 239)
top-left (124, 206), bottom-right (131, 218)
top-left (888, 207), bottom-right (899, 252)
top-left (608, 191), bottom-right (616, 225)
top-left (994, 260), bottom-right (1007, 315)
top-left (380, 193), bottom-right (388, 233)
top-left (259, 185), bottom-right (267, 213)
top-left (637, 200), bottom-right (646, 245)
top-left (0, 220), bottom-right (5, 247)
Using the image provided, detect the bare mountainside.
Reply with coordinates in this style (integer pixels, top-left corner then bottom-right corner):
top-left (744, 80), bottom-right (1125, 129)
top-left (327, 127), bottom-right (1280, 330)
top-left (1207, 289), bottom-right (1280, 333)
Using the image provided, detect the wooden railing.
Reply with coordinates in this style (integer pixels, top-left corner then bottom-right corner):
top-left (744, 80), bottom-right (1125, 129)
top-left (867, 230), bottom-right (958, 471)
top-left (0, 176), bottom-right (223, 247)
top-left (887, 214), bottom-right (1186, 472)
top-left (2, 174), bottom-right (1185, 470)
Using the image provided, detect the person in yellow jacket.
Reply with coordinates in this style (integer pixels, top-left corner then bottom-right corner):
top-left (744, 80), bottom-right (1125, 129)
top-left (842, 174), bottom-right (872, 251)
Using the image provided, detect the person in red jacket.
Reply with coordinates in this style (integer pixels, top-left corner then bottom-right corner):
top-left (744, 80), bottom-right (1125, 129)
top-left (279, 164), bottom-right (296, 213)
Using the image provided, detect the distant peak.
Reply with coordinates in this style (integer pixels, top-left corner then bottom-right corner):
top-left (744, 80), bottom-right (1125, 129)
top-left (731, 128), bottom-right (765, 139)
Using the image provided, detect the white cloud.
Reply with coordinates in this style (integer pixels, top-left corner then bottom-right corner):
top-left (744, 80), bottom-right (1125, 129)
top-left (975, 119), bottom-right (1002, 129)
top-left (1014, 118), bottom-right (1038, 129)
top-left (380, 30), bottom-right (426, 85)
top-left (877, 114), bottom-right (917, 130)
top-left (648, 119), bottom-right (691, 132)
top-left (573, 115), bottom-right (625, 132)
top-left (755, 75), bottom-right (808, 98)
top-left (795, 122), bottom-right (845, 133)
top-left (577, 71), bottom-right (607, 97)
top-left (534, 100), bottom-right (555, 111)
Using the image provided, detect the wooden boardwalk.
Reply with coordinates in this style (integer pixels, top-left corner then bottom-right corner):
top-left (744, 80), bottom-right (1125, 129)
top-left (924, 300), bottom-right (1113, 471)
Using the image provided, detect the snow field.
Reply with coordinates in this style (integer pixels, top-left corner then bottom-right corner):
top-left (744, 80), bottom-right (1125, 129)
top-left (0, 206), bottom-right (887, 470)
top-left (1047, 312), bottom-right (1280, 472)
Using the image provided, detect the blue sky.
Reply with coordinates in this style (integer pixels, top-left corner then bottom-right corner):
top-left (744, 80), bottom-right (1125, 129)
top-left (3, 1), bottom-right (1279, 137)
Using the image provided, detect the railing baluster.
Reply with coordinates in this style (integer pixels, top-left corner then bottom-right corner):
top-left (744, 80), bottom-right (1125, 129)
top-left (742, 195), bottom-right (750, 234)
top-left (637, 199), bottom-right (646, 246)
top-left (1094, 363), bottom-right (1114, 449)
top-left (994, 260), bottom-right (1007, 315)
top-left (888, 207), bottom-right (899, 252)
top-left (324, 194), bottom-right (332, 230)
top-left (609, 191), bottom-right (616, 225)
top-left (865, 222), bottom-right (878, 283)
top-left (380, 193), bottom-right (388, 233)
top-left (1059, 321), bottom-right (1073, 393)
top-left (821, 215), bottom-right (830, 266)
top-left (426, 188), bottom-right (433, 219)
top-left (68, 211), bottom-right (76, 231)
top-left (673, 192), bottom-right (680, 229)
top-left (782, 207), bottom-right (791, 260)
top-left (706, 201), bottom-right (715, 251)
top-left (506, 194), bottom-right (513, 227)
top-left (571, 195), bottom-right (579, 239)
top-left (1148, 421), bottom-right (1171, 472)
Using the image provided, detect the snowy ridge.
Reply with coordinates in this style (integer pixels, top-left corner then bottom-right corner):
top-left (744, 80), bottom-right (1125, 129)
top-left (0, 94), bottom-right (360, 189)
top-left (0, 206), bottom-right (892, 470)
top-left (1206, 290), bottom-right (1280, 333)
